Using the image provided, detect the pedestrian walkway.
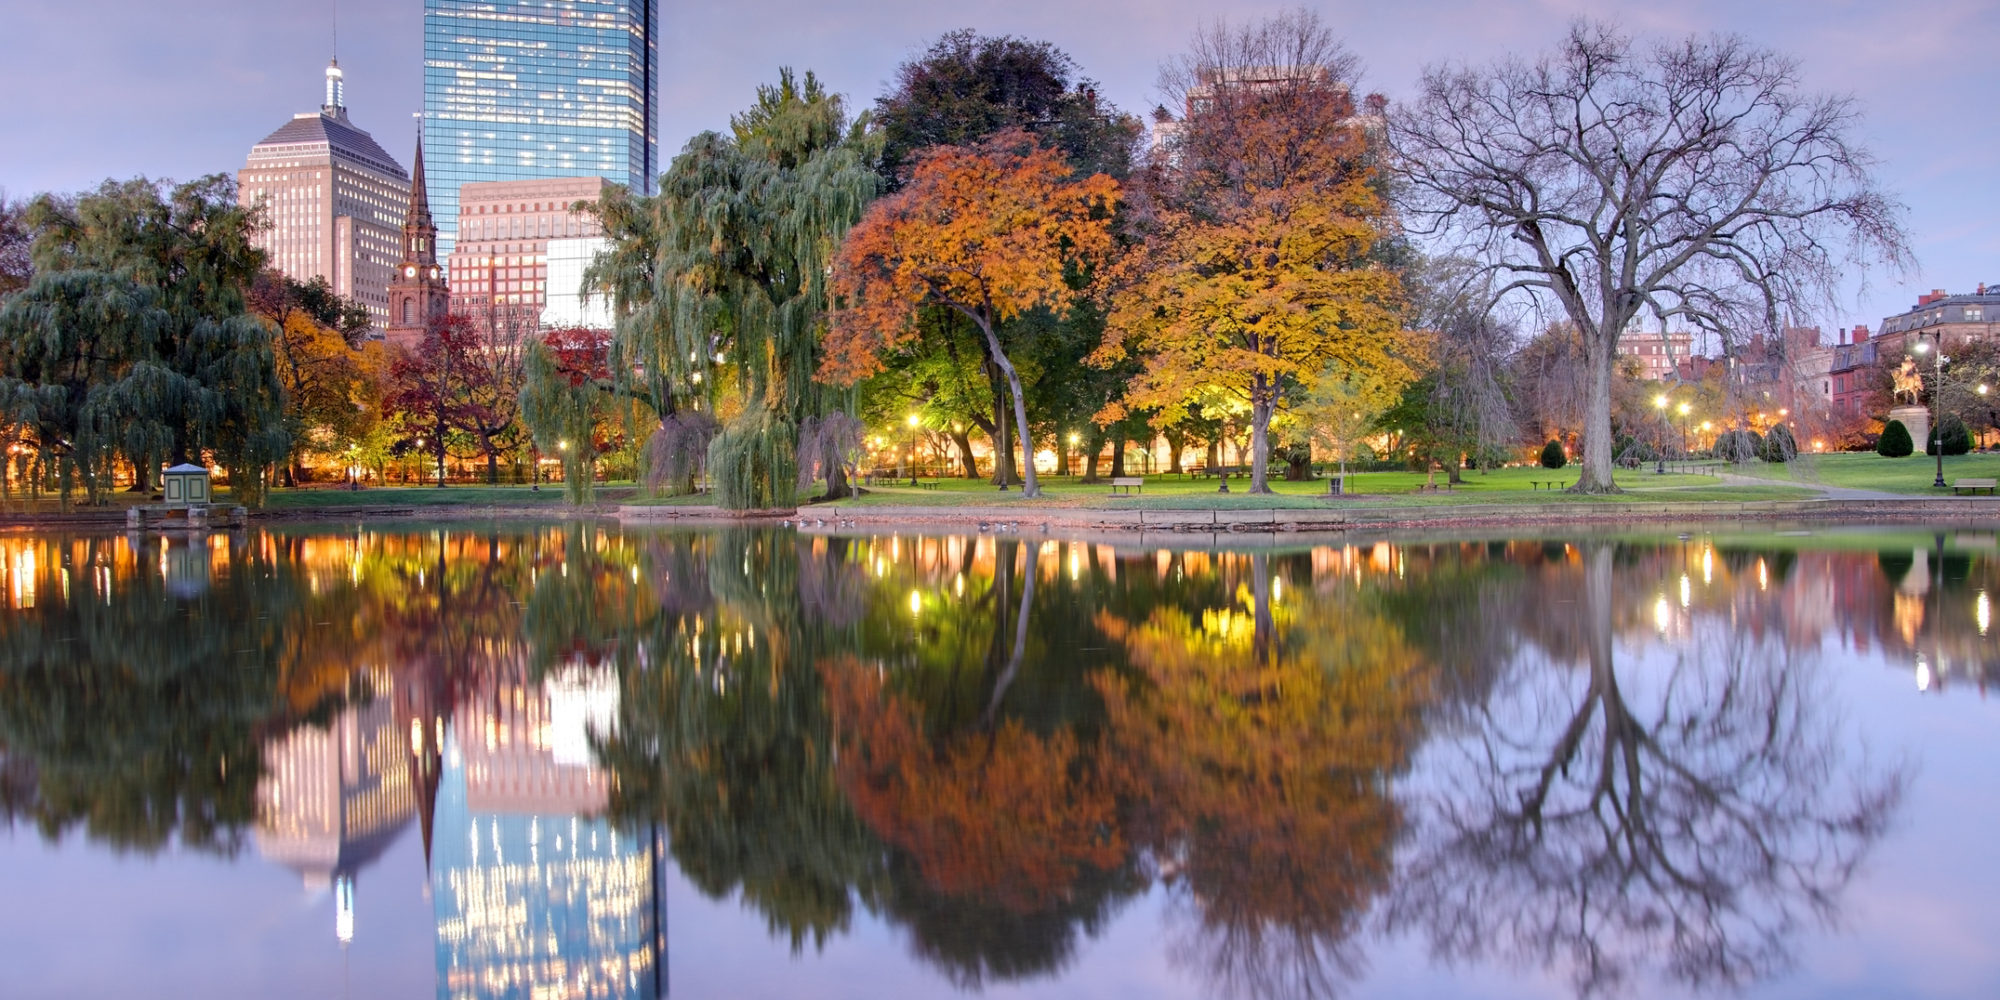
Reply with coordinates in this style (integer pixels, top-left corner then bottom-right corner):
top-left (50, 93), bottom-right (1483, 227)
top-left (1715, 471), bottom-right (1904, 501)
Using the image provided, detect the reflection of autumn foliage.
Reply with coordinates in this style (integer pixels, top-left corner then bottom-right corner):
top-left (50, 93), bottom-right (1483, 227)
top-left (1093, 591), bottom-right (1431, 998)
top-left (820, 656), bottom-right (1124, 914)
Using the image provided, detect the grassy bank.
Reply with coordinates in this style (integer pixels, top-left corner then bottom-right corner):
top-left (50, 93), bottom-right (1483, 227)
top-left (1727, 451), bottom-right (2000, 495)
top-left (811, 466), bottom-right (1818, 509)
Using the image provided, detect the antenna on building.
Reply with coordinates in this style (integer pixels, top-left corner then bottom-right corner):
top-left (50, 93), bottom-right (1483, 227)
top-left (323, 0), bottom-right (345, 117)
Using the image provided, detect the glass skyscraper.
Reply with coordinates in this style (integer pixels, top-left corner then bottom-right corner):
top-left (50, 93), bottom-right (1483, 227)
top-left (422, 0), bottom-right (660, 262)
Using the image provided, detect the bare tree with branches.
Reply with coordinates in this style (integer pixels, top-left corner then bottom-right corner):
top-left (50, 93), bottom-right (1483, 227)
top-left (1391, 21), bottom-right (1908, 492)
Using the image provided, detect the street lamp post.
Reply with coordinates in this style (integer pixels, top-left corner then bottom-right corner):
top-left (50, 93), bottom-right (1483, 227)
top-left (1068, 432), bottom-right (1080, 477)
top-left (1980, 383), bottom-right (1992, 450)
top-left (1676, 402), bottom-right (1692, 464)
top-left (906, 414), bottom-right (919, 486)
top-left (1914, 339), bottom-right (1949, 488)
top-left (1653, 394), bottom-right (1669, 473)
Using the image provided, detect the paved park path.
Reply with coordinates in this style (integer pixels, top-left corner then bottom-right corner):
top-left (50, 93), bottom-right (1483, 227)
top-left (1714, 470), bottom-right (1906, 501)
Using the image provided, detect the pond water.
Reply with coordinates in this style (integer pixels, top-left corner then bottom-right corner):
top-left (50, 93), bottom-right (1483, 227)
top-left (0, 522), bottom-right (1995, 1000)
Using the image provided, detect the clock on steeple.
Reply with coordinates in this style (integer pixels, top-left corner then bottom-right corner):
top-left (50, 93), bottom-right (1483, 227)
top-left (385, 130), bottom-right (449, 348)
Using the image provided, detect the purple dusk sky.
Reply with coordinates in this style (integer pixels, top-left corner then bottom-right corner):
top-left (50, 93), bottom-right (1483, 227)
top-left (1, 0), bottom-right (1993, 331)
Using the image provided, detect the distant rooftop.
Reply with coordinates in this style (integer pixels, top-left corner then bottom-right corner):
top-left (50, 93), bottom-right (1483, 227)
top-left (249, 112), bottom-right (406, 180)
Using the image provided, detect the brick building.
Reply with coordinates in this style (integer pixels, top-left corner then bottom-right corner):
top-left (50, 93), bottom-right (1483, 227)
top-left (445, 177), bottom-right (607, 317)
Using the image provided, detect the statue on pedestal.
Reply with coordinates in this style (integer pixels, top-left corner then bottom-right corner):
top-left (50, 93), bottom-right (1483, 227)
top-left (1892, 357), bottom-right (1924, 404)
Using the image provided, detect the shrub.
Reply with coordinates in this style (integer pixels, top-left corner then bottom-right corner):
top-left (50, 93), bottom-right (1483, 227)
top-left (1877, 419), bottom-right (1914, 457)
top-left (1539, 439), bottom-right (1567, 469)
top-left (1714, 429), bottom-right (1763, 463)
top-left (1760, 424), bottom-right (1798, 463)
top-left (1926, 414), bottom-right (1971, 456)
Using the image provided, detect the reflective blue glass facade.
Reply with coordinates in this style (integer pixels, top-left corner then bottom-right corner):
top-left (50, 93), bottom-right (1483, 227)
top-left (423, 0), bottom-right (659, 261)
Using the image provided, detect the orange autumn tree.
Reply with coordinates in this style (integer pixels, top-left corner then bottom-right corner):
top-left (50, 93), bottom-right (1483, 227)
top-left (1096, 12), bottom-right (1413, 494)
top-left (818, 655), bottom-right (1125, 914)
top-left (826, 129), bottom-right (1119, 498)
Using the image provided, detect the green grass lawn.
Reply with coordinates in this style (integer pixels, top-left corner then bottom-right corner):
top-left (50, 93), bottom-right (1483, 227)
top-left (815, 466), bottom-right (1818, 509)
top-left (1725, 451), bottom-right (2000, 495)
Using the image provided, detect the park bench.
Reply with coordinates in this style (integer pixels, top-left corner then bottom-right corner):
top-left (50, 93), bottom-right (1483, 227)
top-left (1951, 477), bottom-right (1997, 496)
top-left (1413, 481), bottom-right (1454, 494)
top-left (1529, 479), bottom-right (1568, 491)
top-left (916, 481), bottom-right (941, 491)
top-left (1109, 476), bottom-right (1144, 496)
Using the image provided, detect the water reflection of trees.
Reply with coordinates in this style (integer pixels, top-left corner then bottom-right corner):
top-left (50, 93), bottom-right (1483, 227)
top-left (1385, 542), bottom-right (1908, 997)
top-left (0, 525), bottom-right (1958, 999)
top-left (1093, 555), bottom-right (1432, 1000)
top-left (0, 534), bottom-right (297, 851)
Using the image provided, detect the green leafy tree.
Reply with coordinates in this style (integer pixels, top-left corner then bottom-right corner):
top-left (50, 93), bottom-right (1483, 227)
top-left (520, 327), bottom-right (613, 503)
top-left (564, 70), bottom-right (880, 508)
top-left (1539, 439), bottom-right (1567, 469)
top-left (0, 176), bottom-right (286, 506)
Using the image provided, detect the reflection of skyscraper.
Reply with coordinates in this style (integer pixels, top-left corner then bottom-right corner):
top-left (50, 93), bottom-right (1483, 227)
top-left (255, 683), bottom-right (418, 943)
top-left (431, 663), bottom-right (662, 999)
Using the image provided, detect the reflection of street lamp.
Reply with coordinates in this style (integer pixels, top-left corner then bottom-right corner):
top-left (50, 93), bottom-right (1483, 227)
top-left (906, 414), bottom-right (919, 485)
top-left (1914, 339), bottom-right (1949, 488)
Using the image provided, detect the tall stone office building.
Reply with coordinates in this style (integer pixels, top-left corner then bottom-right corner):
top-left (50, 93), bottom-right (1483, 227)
top-left (238, 60), bottom-right (410, 330)
top-left (422, 0), bottom-right (660, 264)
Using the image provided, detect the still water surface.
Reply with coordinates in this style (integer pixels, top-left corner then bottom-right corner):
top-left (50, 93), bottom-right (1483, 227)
top-left (0, 523), bottom-right (1995, 1000)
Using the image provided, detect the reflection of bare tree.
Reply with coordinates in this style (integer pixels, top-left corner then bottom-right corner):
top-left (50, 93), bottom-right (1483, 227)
top-left (1388, 544), bottom-right (1907, 997)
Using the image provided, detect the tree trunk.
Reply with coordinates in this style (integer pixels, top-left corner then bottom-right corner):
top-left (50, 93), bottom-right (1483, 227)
top-left (1284, 445), bottom-right (1311, 481)
top-left (985, 362), bottom-right (1018, 487)
top-left (984, 539), bottom-right (1040, 727)
top-left (1164, 429), bottom-right (1186, 474)
top-left (1109, 435), bottom-right (1128, 478)
top-left (824, 461), bottom-right (852, 501)
top-left (1573, 331), bottom-right (1619, 492)
top-left (1248, 387), bottom-right (1274, 494)
top-left (1082, 432), bottom-right (1103, 483)
top-left (950, 430), bottom-right (979, 478)
top-left (974, 318), bottom-right (1039, 497)
top-left (1251, 552), bottom-right (1274, 666)
top-left (486, 447), bottom-right (500, 485)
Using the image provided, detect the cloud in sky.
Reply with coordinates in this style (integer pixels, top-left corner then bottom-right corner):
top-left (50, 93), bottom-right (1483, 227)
top-left (2, 0), bottom-right (1994, 325)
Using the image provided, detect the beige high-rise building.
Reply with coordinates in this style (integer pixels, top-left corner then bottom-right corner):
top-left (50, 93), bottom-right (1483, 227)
top-left (238, 60), bottom-right (410, 330)
top-left (446, 176), bottom-right (606, 317)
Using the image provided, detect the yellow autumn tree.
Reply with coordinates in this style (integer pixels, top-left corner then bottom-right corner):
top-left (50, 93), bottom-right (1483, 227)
top-left (1096, 12), bottom-right (1415, 494)
top-left (826, 129), bottom-right (1120, 498)
top-left (1092, 568), bottom-right (1432, 995)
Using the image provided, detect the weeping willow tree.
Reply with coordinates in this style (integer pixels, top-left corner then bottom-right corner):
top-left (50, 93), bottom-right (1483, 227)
top-left (710, 401), bottom-right (798, 510)
top-left (0, 176), bottom-right (286, 507)
top-left (577, 69), bottom-right (881, 510)
top-left (520, 329), bottom-right (608, 504)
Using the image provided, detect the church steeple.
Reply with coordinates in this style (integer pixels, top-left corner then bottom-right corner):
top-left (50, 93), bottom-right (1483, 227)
top-left (385, 129), bottom-right (450, 347)
top-left (402, 134), bottom-right (438, 266)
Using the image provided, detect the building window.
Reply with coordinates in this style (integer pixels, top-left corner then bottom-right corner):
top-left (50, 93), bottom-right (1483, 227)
top-left (1968, 307), bottom-right (1985, 322)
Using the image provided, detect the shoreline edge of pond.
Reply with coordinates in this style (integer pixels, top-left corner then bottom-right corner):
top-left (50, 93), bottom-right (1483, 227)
top-left (8, 496), bottom-right (2000, 536)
